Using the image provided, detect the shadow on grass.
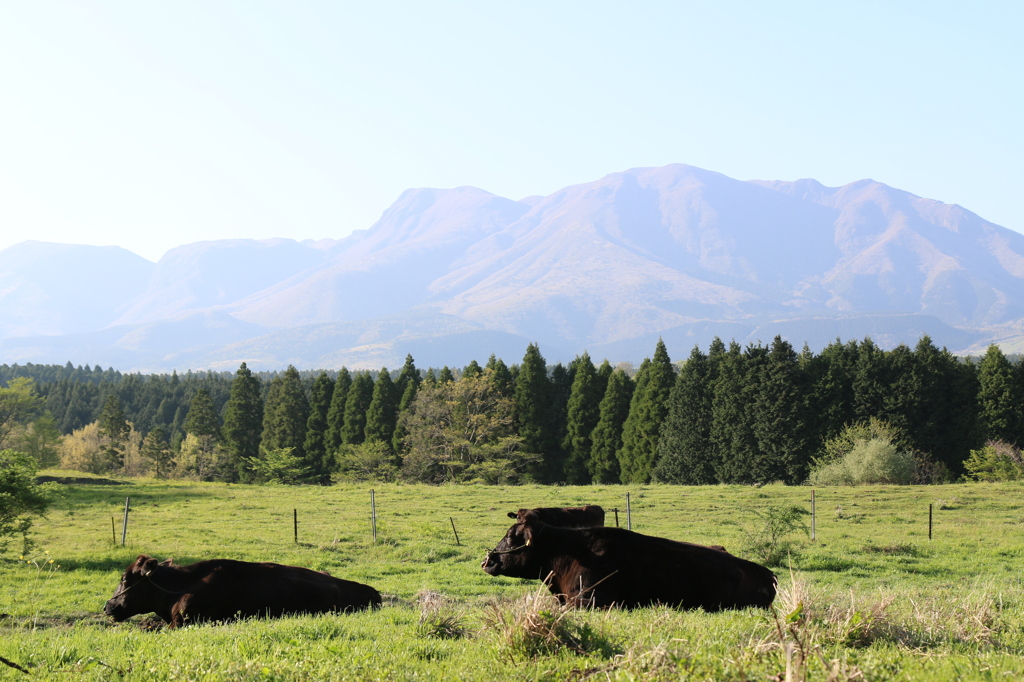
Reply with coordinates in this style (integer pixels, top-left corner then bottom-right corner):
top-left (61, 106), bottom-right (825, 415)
top-left (56, 485), bottom-right (217, 512)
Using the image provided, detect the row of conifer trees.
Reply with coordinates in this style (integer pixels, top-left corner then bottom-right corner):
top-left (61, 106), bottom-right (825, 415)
top-left (3, 334), bottom-right (1022, 484)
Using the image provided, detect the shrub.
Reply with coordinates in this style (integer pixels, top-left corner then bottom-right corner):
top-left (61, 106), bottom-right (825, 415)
top-left (742, 504), bottom-right (810, 567)
top-left (333, 440), bottom-right (400, 483)
top-left (0, 450), bottom-right (55, 553)
top-left (808, 420), bottom-right (918, 486)
top-left (962, 440), bottom-right (1024, 482)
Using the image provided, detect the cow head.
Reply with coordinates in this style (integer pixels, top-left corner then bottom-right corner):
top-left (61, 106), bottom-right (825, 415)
top-left (103, 555), bottom-right (173, 622)
top-left (506, 509), bottom-right (528, 521)
top-left (482, 513), bottom-right (544, 578)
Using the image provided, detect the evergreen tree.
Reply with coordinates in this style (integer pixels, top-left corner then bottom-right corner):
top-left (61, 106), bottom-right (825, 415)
top-left (588, 368), bottom-right (634, 483)
top-left (302, 372), bottom-right (335, 484)
top-left (325, 367), bottom-right (352, 454)
top-left (341, 372), bottom-right (374, 445)
top-left (394, 355), bottom-right (420, 402)
top-left (749, 336), bottom-right (811, 483)
top-left (546, 362), bottom-right (573, 482)
top-left (709, 341), bottom-right (758, 483)
top-left (853, 338), bottom-right (890, 421)
top-left (804, 339), bottom-right (859, 446)
top-left (656, 345), bottom-right (715, 484)
top-left (912, 336), bottom-right (980, 474)
top-left (364, 368), bottom-right (398, 447)
top-left (260, 366), bottom-right (309, 467)
top-left (514, 344), bottom-right (555, 481)
top-left (463, 360), bottom-right (483, 379)
top-left (486, 355), bottom-right (514, 398)
top-left (141, 426), bottom-right (173, 479)
top-left (98, 394), bottom-right (130, 471)
top-left (222, 362), bottom-right (264, 482)
top-left (184, 388), bottom-right (221, 440)
top-left (439, 366), bottom-right (455, 384)
top-left (562, 352), bottom-right (602, 484)
top-left (618, 339), bottom-right (674, 484)
top-left (392, 378), bottom-right (418, 454)
top-left (978, 344), bottom-right (1022, 444)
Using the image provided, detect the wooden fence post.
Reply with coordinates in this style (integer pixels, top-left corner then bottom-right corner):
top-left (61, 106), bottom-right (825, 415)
top-left (294, 509), bottom-right (298, 544)
top-left (811, 490), bottom-right (816, 542)
top-left (449, 517), bottom-right (461, 546)
top-left (371, 489), bottom-right (377, 543)
top-left (613, 508), bottom-right (619, 528)
top-left (120, 497), bottom-right (130, 547)
top-left (929, 503), bottom-right (933, 540)
top-left (626, 492), bottom-right (632, 531)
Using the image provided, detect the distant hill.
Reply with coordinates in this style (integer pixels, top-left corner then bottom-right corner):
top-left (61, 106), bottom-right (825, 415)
top-left (2, 164), bottom-right (1023, 371)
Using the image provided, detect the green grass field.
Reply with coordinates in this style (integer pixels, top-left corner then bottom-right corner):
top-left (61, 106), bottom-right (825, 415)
top-left (1, 474), bottom-right (1023, 680)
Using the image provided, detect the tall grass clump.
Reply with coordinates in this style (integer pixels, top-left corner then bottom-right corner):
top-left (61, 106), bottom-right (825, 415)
top-left (481, 585), bottom-right (618, 659)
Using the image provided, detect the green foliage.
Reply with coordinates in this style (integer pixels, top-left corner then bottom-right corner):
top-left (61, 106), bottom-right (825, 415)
top-left (333, 440), bottom-right (400, 483)
top-left (341, 372), bottom-right (374, 445)
top-left (742, 504), bottom-right (810, 567)
top-left (247, 446), bottom-right (313, 485)
top-left (809, 419), bottom-right (918, 486)
top-left (513, 344), bottom-right (556, 482)
top-left (962, 440), bottom-right (1024, 482)
top-left (656, 345), bottom-right (714, 484)
top-left (562, 352), bottom-right (602, 484)
top-left (140, 426), bottom-right (173, 479)
top-left (222, 362), bottom-right (264, 482)
top-left (0, 378), bottom-right (44, 449)
top-left (977, 344), bottom-right (1022, 445)
top-left (364, 368), bottom-right (398, 448)
top-left (400, 373), bottom-right (536, 484)
top-left (325, 366), bottom-right (352, 455)
top-left (10, 413), bottom-right (63, 468)
top-left (588, 368), bottom-right (633, 483)
top-left (618, 340), bottom-right (674, 484)
top-left (97, 395), bottom-right (130, 471)
top-left (183, 388), bottom-right (221, 439)
top-left (0, 449), bottom-right (53, 552)
top-left (261, 366), bottom-right (309, 461)
top-left (302, 372), bottom-right (335, 484)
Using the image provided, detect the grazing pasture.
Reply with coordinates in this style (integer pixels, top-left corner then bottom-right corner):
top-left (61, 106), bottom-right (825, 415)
top-left (1, 474), bottom-right (1023, 680)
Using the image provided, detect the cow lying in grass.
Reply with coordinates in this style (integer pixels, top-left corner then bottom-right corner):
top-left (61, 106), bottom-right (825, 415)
top-left (482, 511), bottom-right (775, 611)
top-left (507, 505), bottom-right (605, 528)
top-left (104, 555), bottom-right (381, 628)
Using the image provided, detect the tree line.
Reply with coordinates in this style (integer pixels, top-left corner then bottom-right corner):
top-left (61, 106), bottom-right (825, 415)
top-left (2, 334), bottom-right (1022, 485)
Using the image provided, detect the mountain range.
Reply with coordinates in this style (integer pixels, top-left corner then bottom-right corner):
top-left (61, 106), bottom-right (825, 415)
top-left (2, 163), bottom-right (1022, 372)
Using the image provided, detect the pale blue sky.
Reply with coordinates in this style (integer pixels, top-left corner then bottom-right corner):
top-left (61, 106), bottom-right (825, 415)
top-left (1, 1), bottom-right (1020, 262)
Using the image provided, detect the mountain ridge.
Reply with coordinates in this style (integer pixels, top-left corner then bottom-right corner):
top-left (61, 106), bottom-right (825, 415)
top-left (3, 163), bottom-right (1023, 370)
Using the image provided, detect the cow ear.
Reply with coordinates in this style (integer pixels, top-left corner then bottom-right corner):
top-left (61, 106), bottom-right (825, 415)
top-left (141, 557), bottom-right (160, 576)
top-left (159, 558), bottom-right (173, 567)
top-left (523, 524), bottom-right (534, 547)
top-left (507, 511), bottom-right (517, 519)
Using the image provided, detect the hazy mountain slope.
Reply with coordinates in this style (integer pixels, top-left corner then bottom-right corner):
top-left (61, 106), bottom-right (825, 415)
top-left (113, 238), bottom-right (332, 325)
top-left (0, 241), bottom-right (154, 338)
top-left (5, 163), bottom-right (1024, 371)
top-left (227, 187), bottom-right (531, 328)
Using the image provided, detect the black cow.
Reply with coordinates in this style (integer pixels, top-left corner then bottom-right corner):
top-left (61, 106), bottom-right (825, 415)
top-left (507, 505), bottom-right (605, 528)
top-left (105, 555), bottom-right (381, 628)
top-left (482, 512), bottom-right (775, 611)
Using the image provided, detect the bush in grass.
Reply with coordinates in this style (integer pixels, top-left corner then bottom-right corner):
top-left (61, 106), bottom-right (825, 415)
top-left (808, 419), bottom-right (917, 486)
top-left (0, 449), bottom-right (55, 552)
top-left (962, 440), bottom-right (1024, 482)
top-left (333, 440), bottom-right (400, 483)
top-left (742, 504), bottom-right (809, 567)
top-left (246, 446), bottom-right (313, 484)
